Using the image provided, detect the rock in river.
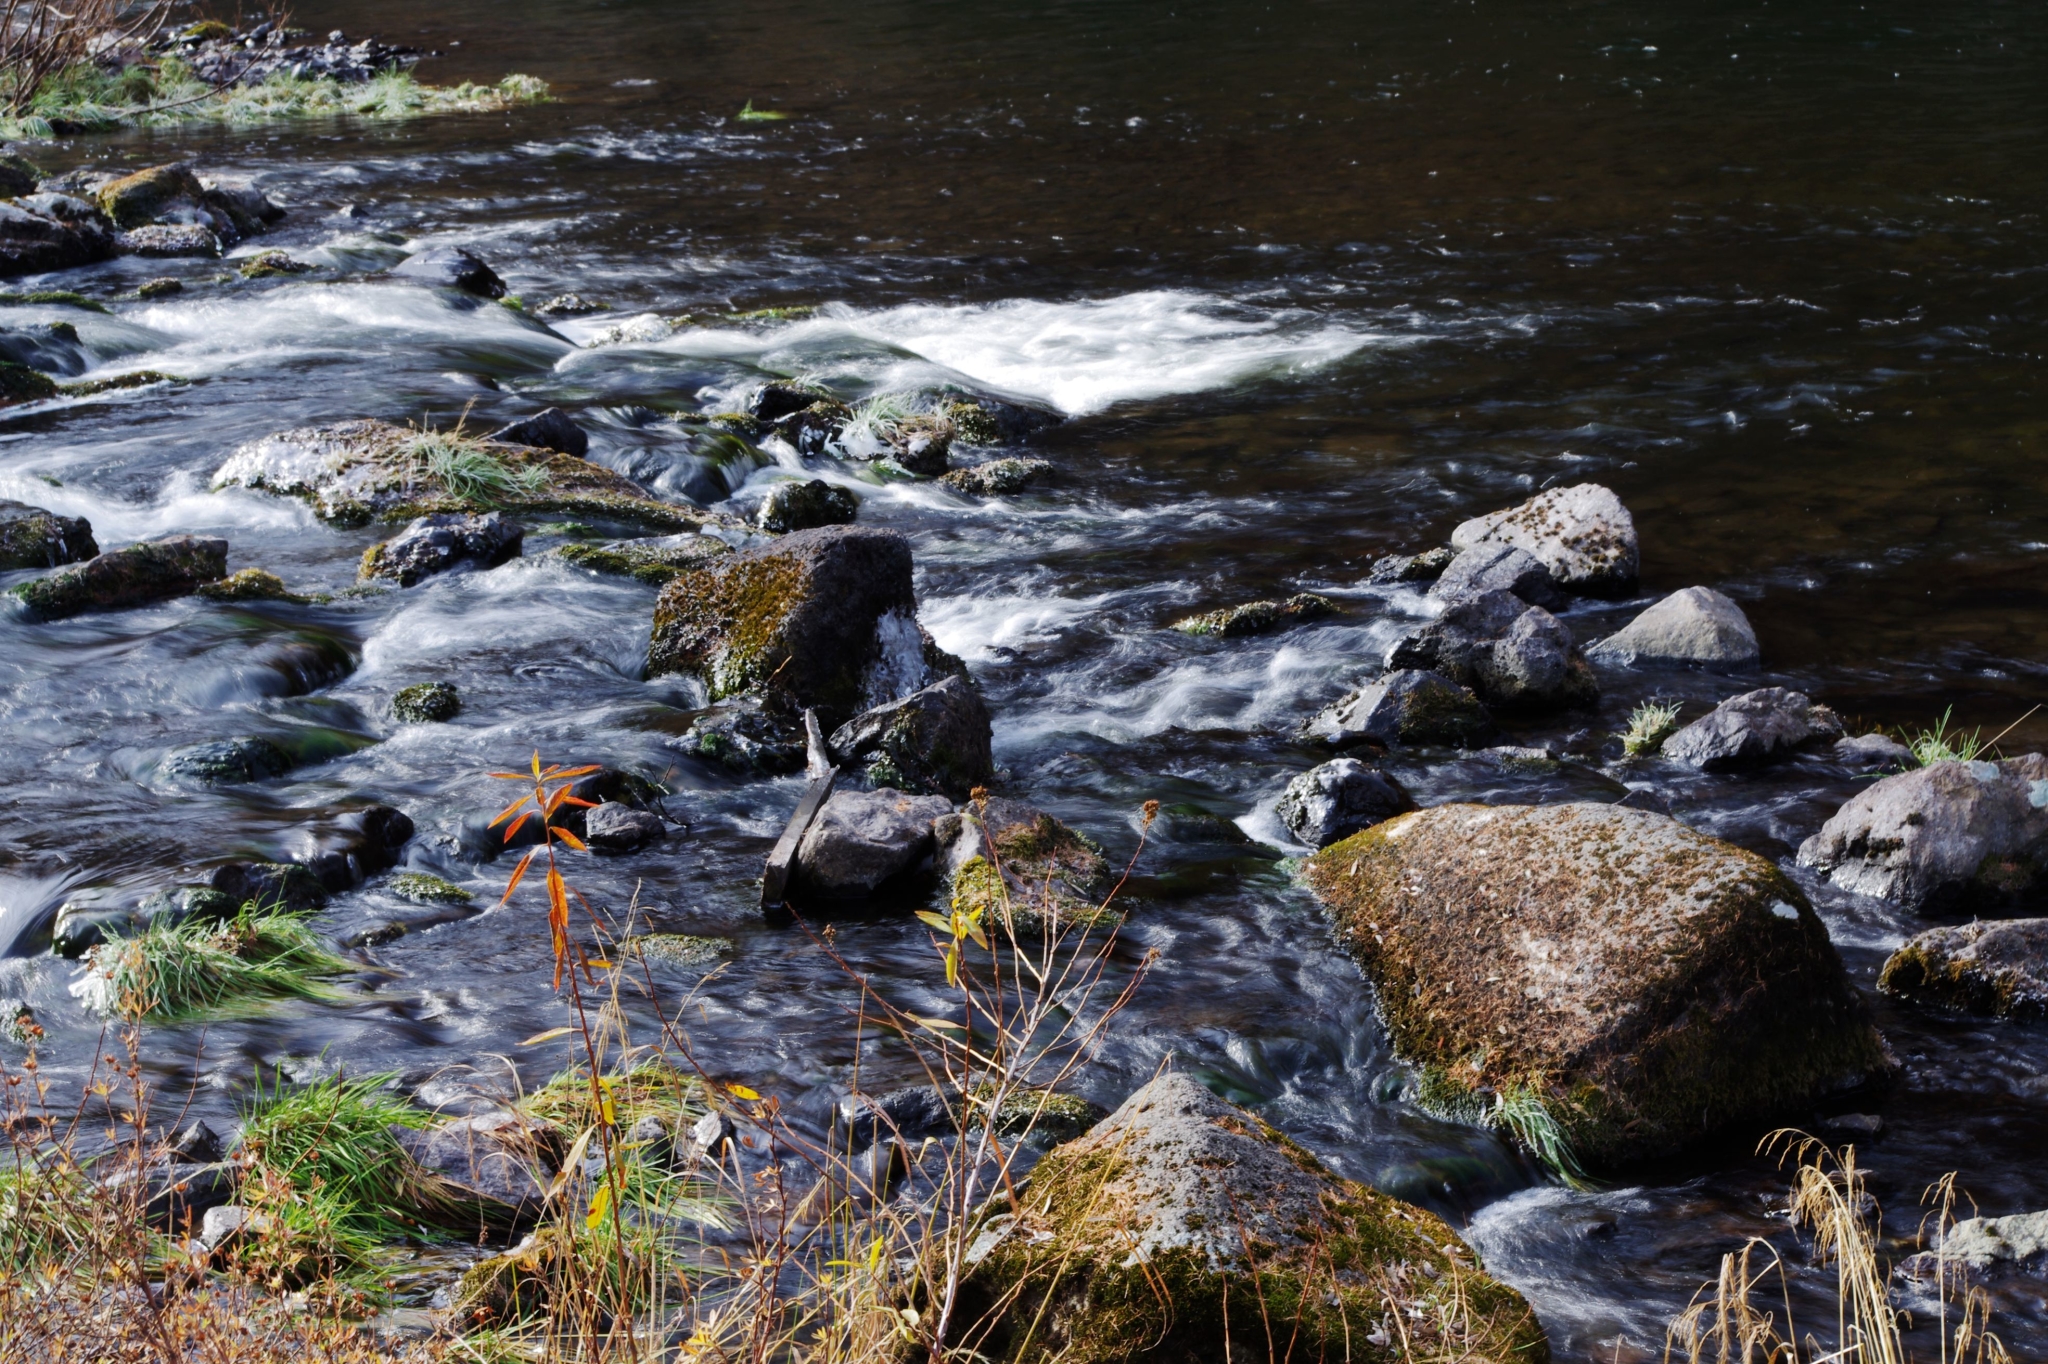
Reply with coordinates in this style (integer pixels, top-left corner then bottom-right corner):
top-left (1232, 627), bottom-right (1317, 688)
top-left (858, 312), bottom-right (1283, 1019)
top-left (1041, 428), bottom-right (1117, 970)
top-left (1309, 668), bottom-right (1494, 749)
top-left (1303, 802), bottom-right (1892, 1168)
top-left (1170, 592), bottom-right (1334, 638)
top-left (10, 535), bottom-right (227, 621)
top-left (1449, 482), bottom-right (1639, 598)
top-left (392, 1112), bottom-right (554, 1229)
top-left (585, 801), bottom-right (666, 853)
top-left (948, 1072), bottom-right (1546, 1364)
top-left (160, 736), bottom-right (293, 785)
top-left (1798, 754), bottom-right (2048, 913)
top-left (1662, 686), bottom-right (1843, 771)
top-left (758, 477), bottom-right (858, 533)
top-left (792, 788), bottom-right (952, 900)
top-left (0, 194), bottom-right (117, 276)
top-left (359, 511), bottom-right (523, 586)
top-left (555, 533), bottom-right (730, 587)
top-left (935, 799), bottom-right (1113, 934)
top-left (1387, 589), bottom-right (1598, 713)
top-left (1879, 918), bottom-right (2048, 1021)
top-left (829, 674), bottom-right (994, 800)
top-left (391, 244), bottom-right (506, 298)
top-left (488, 407), bottom-right (588, 459)
top-left (647, 525), bottom-right (962, 716)
top-left (1587, 586), bottom-right (1760, 670)
top-left (0, 499), bottom-right (96, 569)
top-left (1275, 758), bottom-right (1414, 849)
top-left (392, 681), bottom-right (461, 723)
top-left (1429, 543), bottom-right (1563, 609)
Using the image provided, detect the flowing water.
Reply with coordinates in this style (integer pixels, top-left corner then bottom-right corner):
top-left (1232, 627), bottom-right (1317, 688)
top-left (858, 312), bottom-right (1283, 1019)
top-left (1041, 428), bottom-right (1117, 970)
top-left (3, 0), bottom-right (2047, 1355)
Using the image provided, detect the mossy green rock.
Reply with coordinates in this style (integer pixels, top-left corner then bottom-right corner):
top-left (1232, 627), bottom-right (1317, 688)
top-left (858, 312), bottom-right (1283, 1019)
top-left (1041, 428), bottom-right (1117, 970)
top-left (392, 682), bottom-right (461, 723)
top-left (555, 533), bottom-right (731, 586)
top-left (0, 361), bottom-right (57, 406)
top-left (195, 567), bottom-right (312, 603)
top-left (212, 420), bottom-right (734, 532)
top-left (948, 1072), bottom-right (1546, 1364)
top-left (11, 535), bottom-right (227, 621)
top-left (387, 872), bottom-right (473, 905)
top-left (1878, 917), bottom-right (2048, 1021)
top-left (161, 736), bottom-right (293, 785)
top-left (938, 799), bottom-right (1117, 936)
top-left (1303, 802), bottom-right (1892, 1170)
top-left (0, 499), bottom-right (96, 569)
top-left (1172, 592), bottom-right (1335, 639)
top-left (97, 164), bottom-right (208, 230)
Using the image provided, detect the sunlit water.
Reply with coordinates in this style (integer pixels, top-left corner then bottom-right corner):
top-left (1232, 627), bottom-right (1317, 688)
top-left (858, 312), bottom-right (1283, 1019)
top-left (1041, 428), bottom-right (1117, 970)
top-left (1, 0), bottom-right (2045, 1354)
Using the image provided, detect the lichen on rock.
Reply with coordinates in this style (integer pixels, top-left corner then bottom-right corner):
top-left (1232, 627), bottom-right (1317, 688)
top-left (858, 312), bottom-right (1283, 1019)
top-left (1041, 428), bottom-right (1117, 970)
top-left (1172, 592), bottom-right (1335, 639)
top-left (1878, 918), bottom-right (2048, 1020)
top-left (938, 799), bottom-right (1116, 936)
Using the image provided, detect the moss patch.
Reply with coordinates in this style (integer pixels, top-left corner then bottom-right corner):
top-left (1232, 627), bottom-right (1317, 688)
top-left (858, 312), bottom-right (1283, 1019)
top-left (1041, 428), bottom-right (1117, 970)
top-left (555, 535), bottom-right (731, 587)
top-left (1172, 592), bottom-right (1336, 639)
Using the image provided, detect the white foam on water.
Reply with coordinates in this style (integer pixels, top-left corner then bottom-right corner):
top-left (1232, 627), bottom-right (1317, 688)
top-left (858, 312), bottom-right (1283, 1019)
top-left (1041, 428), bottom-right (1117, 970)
top-left (0, 468), bottom-right (325, 542)
top-left (632, 290), bottom-right (1390, 415)
top-left (920, 590), bottom-right (1120, 661)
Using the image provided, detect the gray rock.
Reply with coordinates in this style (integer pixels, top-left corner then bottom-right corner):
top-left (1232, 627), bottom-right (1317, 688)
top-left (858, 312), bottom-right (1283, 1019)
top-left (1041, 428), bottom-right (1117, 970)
top-left (135, 887), bottom-right (238, 931)
top-left (391, 244), bottom-right (505, 298)
top-left (933, 799), bottom-right (1114, 933)
top-left (535, 293), bottom-right (604, 317)
top-left (1879, 918), bottom-right (2048, 1020)
top-left (758, 478), bottom-right (859, 533)
top-left (0, 499), bottom-right (96, 569)
top-left (1387, 589), bottom-right (1598, 713)
top-left (392, 1113), bottom-right (554, 1227)
top-left (117, 224), bottom-right (222, 257)
top-left (0, 195), bottom-right (117, 276)
top-left (102, 1161), bottom-right (236, 1229)
top-left (676, 698), bottom-right (806, 775)
top-left (1367, 545), bottom-right (1456, 585)
top-left (938, 457), bottom-right (1051, 497)
top-left (208, 860), bottom-right (329, 912)
top-left (1587, 586), bottom-right (1760, 669)
top-left (199, 1204), bottom-right (270, 1252)
top-left (1799, 756), bottom-right (2048, 914)
top-left (10, 535), bottom-right (228, 621)
top-left (161, 736), bottom-right (292, 785)
top-left (1429, 542), bottom-right (1562, 608)
top-left (745, 381), bottom-right (835, 422)
top-left (1837, 732), bottom-right (1915, 772)
top-left (488, 407), bottom-right (587, 459)
top-left (168, 1119), bottom-right (227, 1164)
top-left (360, 511), bottom-right (523, 586)
top-left (1915, 1208), bottom-right (2048, 1277)
top-left (1663, 687), bottom-right (1844, 771)
top-left (829, 673), bottom-right (993, 800)
top-left (1449, 482), bottom-right (1639, 598)
top-left (1309, 668), bottom-right (1494, 748)
top-left (793, 788), bottom-right (952, 900)
top-left (1275, 758), bottom-right (1414, 849)
top-left (584, 802), bottom-right (665, 853)
top-left (392, 681), bottom-right (461, 723)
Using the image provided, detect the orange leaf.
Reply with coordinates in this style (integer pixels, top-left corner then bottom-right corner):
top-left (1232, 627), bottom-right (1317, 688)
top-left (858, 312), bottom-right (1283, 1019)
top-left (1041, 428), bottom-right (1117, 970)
top-left (487, 794), bottom-right (532, 829)
top-left (499, 849), bottom-right (538, 904)
top-left (559, 795), bottom-right (598, 810)
top-left (502, 811), bottom-right (535, 844)
top-left (556, 765), bottom-right (602, 779)
top-left (551, 827), bottom-right (588, 853)
top-left (487, 770), bottom-right (527, 780)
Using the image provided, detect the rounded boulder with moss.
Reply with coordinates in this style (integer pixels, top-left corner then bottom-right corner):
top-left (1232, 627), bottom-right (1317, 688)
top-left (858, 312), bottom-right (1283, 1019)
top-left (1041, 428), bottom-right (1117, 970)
top-left (1302, 802), bottom-right (1892, 1170)
top-left (936, 798), bottom-right (1114, 935)
top-left (944, 1071), bottom-right (1547, 1364)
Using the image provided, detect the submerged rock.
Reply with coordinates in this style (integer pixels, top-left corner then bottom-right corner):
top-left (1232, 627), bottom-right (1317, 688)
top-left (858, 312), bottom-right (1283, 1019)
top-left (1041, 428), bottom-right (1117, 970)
top-left (758, 478), bottom-right (858, 533)
top-left (939, 457), bottom-right (1052, 496)
top-left (392, 681), bottom-right (461, 723)
top-left (1309, 668), bottom-right (1494, 749)
top-left (1449, 482), bottom-right (1639, 598)
top-left (1879, 918), bottom-right (2048, 1021)
top-left (391, 244), bottom-right (506, 298)
top-left (792, 788), bottom-right (952, 900)
top-left (936, 799), bottom-right (1114, 935)
top-left (1430, 543), bottom-right (1563, 609)
top-left (647, 525), bottom-right (961, 715)
top-left (829, 674), bottom-right (994, 800)
top-left (555, 532), bottom-right (731, 587)
top-left (487, 407), bottom-right (587, 459)
top-left (1303, 802), bottom-right (1891, 1169)
top-left (0, 194), bottom-right (118, 276)
top-left (1368, 545), bottom-right (1457, 585)
top-left (161, 736), bottom-right (293, 785)
top-left (1388, 590), bottom-right (1598, 713)
top-left (1662, 687), bottom-right (1843, 771)
top-left (1587, 586), bottom-right (1760, 670)
top-left (0, 499), bottom-right (96, 569)
top-left (1171, 592), bottom-right (1335, 638)
top-left (1275, 758), bottom-right (1414, 849)
top-left (359, 511), bottom-right (524, 586)
top-left (1798, 754), bottom-right (2048, 913)
top-left (949, 1072), bottom-right (1546, 1364)
top-left (676, 697), bottom-right (807, 775)
top-left (214, 420), bottom-right (719, 531)
top-left (10, 535), bottom-right (227, 620)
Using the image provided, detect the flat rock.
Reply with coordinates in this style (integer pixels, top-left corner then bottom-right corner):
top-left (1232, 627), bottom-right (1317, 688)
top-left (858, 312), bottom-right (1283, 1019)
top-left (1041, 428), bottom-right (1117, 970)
top-left (1837, 732), bottom-right (1915, 772)
top-left (1303, 802), bottom-right (1891, 1168)
top-left (1309, 667), bottom-right (1494, 748)
top-left (117, 224), bottom-right (221, 258)
top-left (1587, 586), bottom-right (1760, 669)
top-left (793, 788), bottom-right (952, 899)
top-left (488, 407), bottom-right (587, 459)
top-left (1662, 686), bottom-right (1843, 771)
top-left (829, 673), bottom-right (993, 800)
top-left (10, 535), bottom-right (227, 621)
top-left (556, 533), bottom-right (730, 587)
top-left (1429, 542), bottom-right (1563, 608)
top-left (1879, 918), bottom-right (2048, 1020)
top-left (360, 511), bottom-right (523, 586)
top-left (1449, 482), bottom-right (1639, 598)
top-left (391, 244), bottom-right (505, 297)
top-left (939, 457), bottom-right (1052, 496)
top-left (1275, 758), bottom-right (1414, 849)
top-left (950, 1072), bottom-right (1546, 1364)
top-left (1170, 592), bottom-right (1334, 638)
top-left (0, 499), bottom-right (96, 569)
top-left (758, 478), bottom-right (859, 533)
top-left (585, 801), bottom-right (666, 853)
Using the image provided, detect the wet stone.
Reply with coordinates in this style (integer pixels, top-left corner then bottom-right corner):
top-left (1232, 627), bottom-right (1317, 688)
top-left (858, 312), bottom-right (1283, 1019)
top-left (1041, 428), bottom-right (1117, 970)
top-left (489, 406), bottom-right (588, 459)
top-left (137, 277), bottom-right (183, 299)
top-left (1662, 686), bottom-right (1844, 771)
top-left (676, 698), bottom-right (806, 775)
top-left (829, 673), bottom-right (994, 800)
top-left (1837, 732), bottom-right (1916, 772)
top-left (0, 499), bottom-right (96, 569)
top-left (11, 535), bottom-right (228, 621)
top-left (135, 886), bottom-right (238, 930)
top-left (1879, 918), bottom-right (2048, 1020)
top-left (793, 788), bottom-right (952, 900)
top-left (555, 533), bottom-right (731, 587)
top-left (160, 736), bottom-right (293, 785)
top-left (623, 934), bottom-right (731, 969)
top-left (1308, 668), bottom-right (1494, 749)
top-left (939, 457), bottom-right (1052, 496)
top-left (117, 224), bottom-right (223, 258)
top-left (1386, 588), bottom-right (1597, 714)
top-left (585, 801), bottom-right (666, 852)
top-left (1275, 758), bottom-right (1415, 849)
top-left (208, 860), bottom-right (328, 912)
top-left (360, 511), bottom-right (523, 586)
top-left (392, 681), bottom-right (461, 723)
top-left (534, 293), bottom-right (604, 316)
top-left (1367, 544), bottom-right (1457, 585)
top-left (392, 1113), bottom-right (555, 1228)
top-left (1171, 592), bottom-right (1335, 638)
top-left (758, 478), bottom-right (859, 533)
top-left (1449, 481), bottom-right (1639, 598)
top-left (1587, 585), bottom-right (1760, 670)
top-left (391, 244), bottom-right (506, 297)
top-left (386, 872), bottom-right (472, 905)
top-left (1429, 542), bottom-right (1563, 609)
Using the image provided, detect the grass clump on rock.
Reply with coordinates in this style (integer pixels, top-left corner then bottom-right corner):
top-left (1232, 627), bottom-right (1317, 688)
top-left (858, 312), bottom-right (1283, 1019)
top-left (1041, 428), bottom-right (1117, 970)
top-left (1907, 705), bottom-right (1985, 765)
top-left (72, 902), bottom-right (354, 1023)
top-left (1620, 697), bottom-right (1683, 756)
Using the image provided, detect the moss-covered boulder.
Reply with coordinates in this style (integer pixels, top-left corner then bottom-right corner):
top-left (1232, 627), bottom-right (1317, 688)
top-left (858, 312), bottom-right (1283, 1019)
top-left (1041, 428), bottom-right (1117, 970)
top-left (1303, 802), bottom-right (1892, 1169)
top-left (937, 799), bottom-right (1115, 936)
top-left (946, 1072), bottom-right (1546, 1364)
top-left (10, 535), bottom-right (227, 621)
top-left (0, 499), bottom-right (96, 568)
top-left (647, 524), bottom-right (960, 715)
top-left (1172, 592), bottom-right (1334, 639)
top-left (212, 420), bottom-right (730, 532)
top-left (1879, 918), bottom-right (2048, 1021)
top-left (392, 682), bottom-right (461, 723)
top-left (554, 533), bottom-right (731, 586)
top-left (97, 164), bottom-right (210, 230)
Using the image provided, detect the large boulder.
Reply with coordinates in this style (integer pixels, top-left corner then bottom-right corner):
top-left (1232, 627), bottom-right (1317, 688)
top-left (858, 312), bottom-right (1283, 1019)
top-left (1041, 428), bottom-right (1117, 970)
top-left (1448, 483), bottom-right (1638, 598)
top-left (1878, 918), bottom-right (2048, 1021)
top-left (647, 525), bottom-right (961, 716)
top-left (829, 674), bottom-right (993, 801)
top-left (1586, 586), bottom-right (1760, 670)
top-left (1303, 802), bottom-right (1892, 1168)
top-left (1799, 755), bottom-right (2048, 913)
top-left (935, 799), bottom-right (1114, 935)
top-left (1308, 668), bottom-right (1494, 749)
top-left (1386, 590), bottom-right (1597, 713)
top-left (10, 536), bottom-right (227, 621)
top-left (792, 788), bottom-right (952, 900)
top-left (1275, 758), bottom-right (1414, 849)
top-left (1429, 543), bottom-right (1562, 609)
top-left (0, 194), bottom-right (118, 276)
top-left (0, 499), bottom-right (96, 568)
top-left (1662, 687), bottom-right (1843, 771)
top-left (359, 511), bottom-right (523, 586)
top-left (947, 1072), bottom-right (1546, 1364)
top-left (213, 420), bottom-right (721, 532)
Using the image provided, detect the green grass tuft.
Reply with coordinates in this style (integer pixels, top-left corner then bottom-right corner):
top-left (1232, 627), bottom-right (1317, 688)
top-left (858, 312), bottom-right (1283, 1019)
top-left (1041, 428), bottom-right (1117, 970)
top-left (1907, 706), bottom-right (1984, 765)
top-left (735, 99), bottom-right (789, 122)
top-left (392, 428), bottom-right (549, 507)
top-left (1620, 698), bottom-right (1683, 757)
top-left (73, 903), bottom-right (354, 1023)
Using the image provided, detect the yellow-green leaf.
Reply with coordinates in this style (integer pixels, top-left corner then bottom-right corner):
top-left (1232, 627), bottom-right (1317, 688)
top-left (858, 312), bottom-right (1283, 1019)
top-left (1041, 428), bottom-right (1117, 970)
top-left (585, 1179), bottom-right (612, 1229)
top-left (519, 1026), bottom-right (574, 1047)
top-left (728, 1083), bottom-right (761, 1101)
top-left (913, 911), bottom-right (952, 934)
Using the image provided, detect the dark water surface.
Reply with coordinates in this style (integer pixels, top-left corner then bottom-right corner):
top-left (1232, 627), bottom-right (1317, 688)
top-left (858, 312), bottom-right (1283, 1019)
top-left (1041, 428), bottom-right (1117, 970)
top-left (2, 0), bottom-right (2046, 1355)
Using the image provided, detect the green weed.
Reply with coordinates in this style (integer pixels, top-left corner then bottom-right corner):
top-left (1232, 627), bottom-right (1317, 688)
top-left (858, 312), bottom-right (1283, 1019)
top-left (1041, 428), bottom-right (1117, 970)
top-left (1908, 706), bottom-right (1985, 766)
top-left (1620, 698), bottom-right (1683, 757)
top-left (73, 904), bottom-right (354, 1023)
top-left (736, 98), bottom-right (789, 122)
top-left (393, 428), bottom-right (550, 507)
